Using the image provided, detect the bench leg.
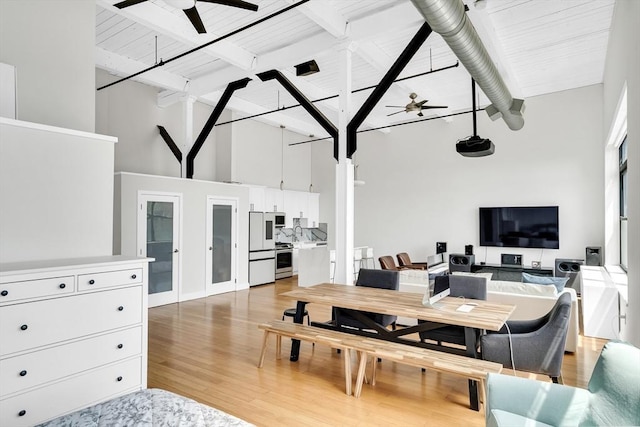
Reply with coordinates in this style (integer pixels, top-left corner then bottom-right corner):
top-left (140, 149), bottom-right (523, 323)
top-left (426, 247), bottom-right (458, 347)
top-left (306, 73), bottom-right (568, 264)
top-left (354, 352), bottom-right (368, 398)
top-left (343, 348), bottom-right (352, 396)
top-left (258, 330), bottom-right (270, 368)
top-left (371, 355), bottom-right (378, 386)
top-left (276, 335), bottom-right (282, 359)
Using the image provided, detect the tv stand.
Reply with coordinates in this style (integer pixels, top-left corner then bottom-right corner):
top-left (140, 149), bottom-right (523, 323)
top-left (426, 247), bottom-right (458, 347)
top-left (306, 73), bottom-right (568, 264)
top-left (471, 263), bottom-right (553, 282)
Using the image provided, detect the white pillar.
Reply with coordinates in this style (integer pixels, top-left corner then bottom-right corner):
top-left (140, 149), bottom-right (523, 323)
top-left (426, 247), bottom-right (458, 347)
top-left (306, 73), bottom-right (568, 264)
top-left (181, 95), bottom-right (196, 178)
top-left (334, 42), bottom-right (355, 285)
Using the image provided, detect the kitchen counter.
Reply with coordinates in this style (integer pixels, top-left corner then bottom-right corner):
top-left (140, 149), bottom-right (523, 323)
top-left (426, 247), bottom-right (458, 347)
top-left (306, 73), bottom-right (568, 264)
top-left (297, 245), bottom-right (330, 287)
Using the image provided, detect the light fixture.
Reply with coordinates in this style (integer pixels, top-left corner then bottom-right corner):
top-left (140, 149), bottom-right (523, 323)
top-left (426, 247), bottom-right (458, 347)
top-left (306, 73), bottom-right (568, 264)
top-left (295, 59), bottom-right (320, 77)
top-left (280, 125), bottom-right (285, 190)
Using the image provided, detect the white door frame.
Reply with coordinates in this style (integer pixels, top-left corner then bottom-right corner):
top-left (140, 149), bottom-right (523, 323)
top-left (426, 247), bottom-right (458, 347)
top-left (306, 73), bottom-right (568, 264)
top-left (137, 191), bottom-right (183, 307)
top-left (205, 196), bottom-right (238, 296)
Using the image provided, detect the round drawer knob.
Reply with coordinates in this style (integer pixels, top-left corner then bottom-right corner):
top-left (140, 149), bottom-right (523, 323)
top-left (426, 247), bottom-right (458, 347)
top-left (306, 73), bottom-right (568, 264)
top-left (19, 370), bottom-right (27, 377)
top-left (89, 279), bottom-right (95, 285)
top-left (117, 306), bottom-right (124, 311)
top-left (18, 410), bottom-right (26, 417)
top-left (59, 283), bottom-right (66, 289)
top-left (117, 376), bottom-right (123, 382)
top-left (1, 290), bottom-right (8, 296)
top-left (117, 343), bottom-right (123, 349)
top-left (20, 324), bottom-right (28, 331)
top-left (131, 274), bottom-right (137, 279)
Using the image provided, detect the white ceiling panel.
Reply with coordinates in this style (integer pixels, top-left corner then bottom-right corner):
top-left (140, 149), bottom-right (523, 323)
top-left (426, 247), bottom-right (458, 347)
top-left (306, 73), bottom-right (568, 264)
top-left (95, 0), bottom-right (617, 138)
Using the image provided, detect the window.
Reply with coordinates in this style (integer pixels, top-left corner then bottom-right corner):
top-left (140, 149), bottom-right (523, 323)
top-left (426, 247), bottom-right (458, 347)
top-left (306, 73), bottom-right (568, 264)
top-left (619, 136), bottom-right (628, 270)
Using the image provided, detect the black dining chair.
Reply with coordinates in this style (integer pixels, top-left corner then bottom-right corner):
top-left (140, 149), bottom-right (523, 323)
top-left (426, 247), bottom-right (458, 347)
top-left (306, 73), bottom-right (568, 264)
top-left (419, 274), bottom-right (488, 347)
top-left (334, 268), bottom-right (400, 332)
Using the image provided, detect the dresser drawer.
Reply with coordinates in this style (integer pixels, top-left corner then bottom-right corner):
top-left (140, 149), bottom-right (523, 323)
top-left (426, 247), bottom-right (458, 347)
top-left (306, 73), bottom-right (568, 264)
top-left (78, 268), bottom-right (142, 291)
top-left (0, 276), bottom-right (74, 304)
top-left (0, 326), bottom-right (142, 397)
top-left (0, 286), bottom-right (142, 356)
top-left (0, 357), bottom-right (142, 427)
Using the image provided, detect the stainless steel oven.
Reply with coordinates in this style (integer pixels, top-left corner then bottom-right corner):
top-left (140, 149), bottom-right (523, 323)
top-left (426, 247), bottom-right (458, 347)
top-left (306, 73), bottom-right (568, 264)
top-left (275, 243), bottom-right (293, 279)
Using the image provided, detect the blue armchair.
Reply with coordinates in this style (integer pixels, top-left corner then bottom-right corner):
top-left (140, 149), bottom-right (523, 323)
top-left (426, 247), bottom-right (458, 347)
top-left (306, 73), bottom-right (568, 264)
top-left (485, 340), bottom-right (640, 426)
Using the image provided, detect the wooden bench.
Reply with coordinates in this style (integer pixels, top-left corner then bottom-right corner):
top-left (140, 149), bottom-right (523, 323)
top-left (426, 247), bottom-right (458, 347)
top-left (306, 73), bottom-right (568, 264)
top-left (257, 320), bottom-right (503, 402)
top-left (258, 320), bottom-right (362, 396)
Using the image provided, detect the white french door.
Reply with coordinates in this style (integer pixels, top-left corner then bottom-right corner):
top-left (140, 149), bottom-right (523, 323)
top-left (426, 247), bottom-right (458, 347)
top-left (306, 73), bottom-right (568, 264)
top-left (137, 192), bottom-right (182, 307)
top-left (206, 197), bottom-right (237, 295)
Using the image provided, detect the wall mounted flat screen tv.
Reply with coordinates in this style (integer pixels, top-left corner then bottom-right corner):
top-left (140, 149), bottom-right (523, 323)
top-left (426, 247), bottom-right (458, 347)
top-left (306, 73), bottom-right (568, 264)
top-left (479, 206), bottom-right (559, 249)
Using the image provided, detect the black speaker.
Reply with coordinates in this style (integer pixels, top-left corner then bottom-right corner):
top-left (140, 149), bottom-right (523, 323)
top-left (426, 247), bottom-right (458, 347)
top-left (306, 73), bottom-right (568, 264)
top-left (554, 258), bottom-right (584, 290)
top-left (585, 246), bottom-right (602, 266)
top-left (465, 245), bottom-right (474, 255)
top-left (436, 242), bottom-right (447, 254)
top-left (449, 254), bottom-right (475, 273)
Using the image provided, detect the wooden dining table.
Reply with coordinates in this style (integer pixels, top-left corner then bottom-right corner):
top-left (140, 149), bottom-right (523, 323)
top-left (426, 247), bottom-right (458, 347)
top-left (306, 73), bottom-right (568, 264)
top-left (280, 283), bottom-right (516, 410)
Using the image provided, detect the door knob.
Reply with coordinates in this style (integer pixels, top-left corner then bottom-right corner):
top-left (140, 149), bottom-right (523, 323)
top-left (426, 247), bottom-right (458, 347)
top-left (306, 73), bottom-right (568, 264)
top-left (209, 247), bottom-right (213, 251)
top-left (173, 249), bottom-right (179, 253)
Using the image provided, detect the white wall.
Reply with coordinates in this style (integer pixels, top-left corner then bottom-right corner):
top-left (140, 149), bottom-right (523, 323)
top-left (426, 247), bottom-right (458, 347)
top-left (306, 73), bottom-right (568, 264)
top-left (603, 0), bottom-right (639, 347)
top-left (311, 85), bottom-right (604, 269)
top-left (0, 0), bottom-right (95, 132)
top-left (0, 119), bottom-right (115, 263)
top-left (115, 172), bottom-right (251, 299)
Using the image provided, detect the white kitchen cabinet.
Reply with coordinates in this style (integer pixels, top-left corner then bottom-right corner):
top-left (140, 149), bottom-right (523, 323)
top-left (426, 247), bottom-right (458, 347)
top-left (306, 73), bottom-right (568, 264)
top-left (264, 188), bottom-right (284, 213)
top-left (0, 256), bottom-right (151, 427)
top-left (248, 186), bottom-right (265, 212)
top-left (283, 190), bottom-right (306, 227)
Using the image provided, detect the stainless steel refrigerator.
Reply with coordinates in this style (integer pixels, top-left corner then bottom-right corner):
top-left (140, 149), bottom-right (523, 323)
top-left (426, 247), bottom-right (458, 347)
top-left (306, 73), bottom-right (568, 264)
top-left (249, 211), bottom-right (275, 286)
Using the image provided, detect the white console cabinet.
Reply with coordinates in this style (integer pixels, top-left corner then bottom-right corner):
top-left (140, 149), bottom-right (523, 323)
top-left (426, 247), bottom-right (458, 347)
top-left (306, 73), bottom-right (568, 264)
top-left (580, 265), bottom-right (627, 340)
top-left (0, 256), bottom-right (151, 427)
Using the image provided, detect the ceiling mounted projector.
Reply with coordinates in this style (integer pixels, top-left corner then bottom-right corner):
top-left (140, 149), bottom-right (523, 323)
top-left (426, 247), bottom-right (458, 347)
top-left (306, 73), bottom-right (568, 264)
top-left (456, 135), bottom-right (495, 157)
top-left (457, 78), bottom-right (495, 157)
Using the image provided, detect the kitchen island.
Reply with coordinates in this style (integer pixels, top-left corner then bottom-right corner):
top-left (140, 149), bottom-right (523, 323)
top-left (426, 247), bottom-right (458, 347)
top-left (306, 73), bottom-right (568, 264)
top-left (297, 244), bottom-right (330, 287)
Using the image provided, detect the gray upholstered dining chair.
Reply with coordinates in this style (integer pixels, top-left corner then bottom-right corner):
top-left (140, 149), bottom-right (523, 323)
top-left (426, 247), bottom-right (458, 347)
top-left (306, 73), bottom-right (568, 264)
top-left (481, 292), bottom-right (572, 383)
top-left (334, 268), bottom-right (400, 331)
top-left (419, 275), bottom-right (488, 347)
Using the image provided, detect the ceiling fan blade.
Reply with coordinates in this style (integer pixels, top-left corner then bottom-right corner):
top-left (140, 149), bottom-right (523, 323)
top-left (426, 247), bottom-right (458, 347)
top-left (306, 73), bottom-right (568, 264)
top-left (385, 105), bottom-right (406, 108)
top-left (198, 0), bottom-right (259, 11)
top-left (113, 0), bottom-right (147, 9)
top-left (421, 105), bottom-right (448, 109)
top-left (386, 110), bottom-right (405, 117)
top-left (183, 6), bottom-right (207, 33)
top-left (416, 100), bottom-right (428, 106)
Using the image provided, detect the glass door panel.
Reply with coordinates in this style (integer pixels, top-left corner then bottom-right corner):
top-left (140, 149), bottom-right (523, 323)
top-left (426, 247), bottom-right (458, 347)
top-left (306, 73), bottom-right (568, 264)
top-left (206, 198), bottom-right (237, 295)
top-left (212, 204), bottom-right (232, 284)
top-left (138, 193), bottom-right (181, 307)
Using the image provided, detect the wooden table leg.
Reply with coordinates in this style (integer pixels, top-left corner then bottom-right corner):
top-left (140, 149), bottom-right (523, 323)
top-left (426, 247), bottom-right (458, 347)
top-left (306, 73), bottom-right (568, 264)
top-left (257, 330), bottom-right (270, 368)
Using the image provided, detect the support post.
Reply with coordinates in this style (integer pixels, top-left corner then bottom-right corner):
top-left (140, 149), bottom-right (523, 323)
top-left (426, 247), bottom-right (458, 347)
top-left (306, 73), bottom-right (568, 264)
top-left (335, 42), bottom-right (355, 285)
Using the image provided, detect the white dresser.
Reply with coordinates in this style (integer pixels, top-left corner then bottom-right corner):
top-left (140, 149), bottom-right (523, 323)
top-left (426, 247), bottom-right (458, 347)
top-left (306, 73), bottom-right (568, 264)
top-left (0, 256), bottom-right (151, 427)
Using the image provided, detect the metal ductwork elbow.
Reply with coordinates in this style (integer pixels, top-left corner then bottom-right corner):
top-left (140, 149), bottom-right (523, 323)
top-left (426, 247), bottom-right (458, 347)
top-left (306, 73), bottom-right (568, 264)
top-left (410, 0), bottom-right (524, 130)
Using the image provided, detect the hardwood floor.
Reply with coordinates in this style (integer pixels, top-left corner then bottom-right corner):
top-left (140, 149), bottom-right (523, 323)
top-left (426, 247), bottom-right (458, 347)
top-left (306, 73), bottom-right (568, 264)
top-left (148, 277), bottom-right (606, 427)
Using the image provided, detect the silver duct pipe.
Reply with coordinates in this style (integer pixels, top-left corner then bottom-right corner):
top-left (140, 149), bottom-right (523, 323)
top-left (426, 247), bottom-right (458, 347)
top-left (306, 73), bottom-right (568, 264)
top-left (410, 0), bottom-right (524, 130)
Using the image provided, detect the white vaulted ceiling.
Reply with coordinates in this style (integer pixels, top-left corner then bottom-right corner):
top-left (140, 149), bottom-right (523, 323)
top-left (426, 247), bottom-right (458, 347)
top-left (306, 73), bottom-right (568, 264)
top-left (95, 0), bottom-right (616, 138)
